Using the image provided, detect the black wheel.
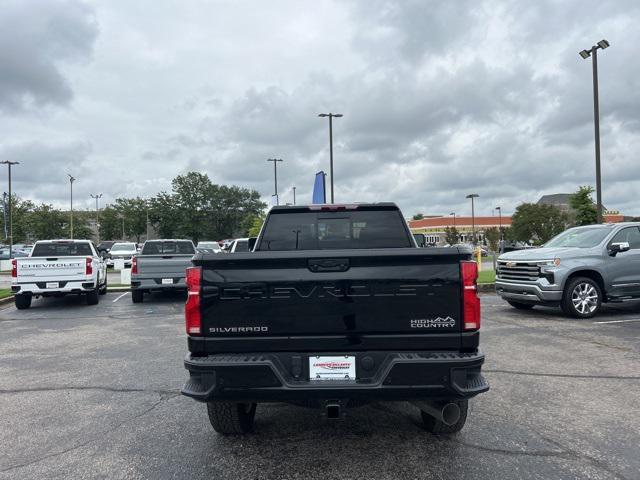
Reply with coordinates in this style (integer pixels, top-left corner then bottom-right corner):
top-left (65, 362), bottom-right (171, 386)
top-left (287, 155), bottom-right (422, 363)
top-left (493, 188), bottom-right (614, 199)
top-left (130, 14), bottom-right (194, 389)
top-left (207, 402), bottom-right (257, 435)
top-left (507, 301), bottom-right (534, 310)
top-left (86, 287), bottom-right (99, 305)
top-left (421, 400), bottom-right (468, 434)
top-left (131, 289), bottom-right (144, 303)
top-left (15, 294), bottom-right (32, 310)
top-left (561, 277), bottom-right (602, 319)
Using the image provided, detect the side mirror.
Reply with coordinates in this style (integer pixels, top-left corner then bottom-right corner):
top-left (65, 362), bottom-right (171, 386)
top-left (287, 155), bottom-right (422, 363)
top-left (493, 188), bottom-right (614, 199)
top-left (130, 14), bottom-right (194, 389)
top-left (609, 242), bottom-right (630, 256)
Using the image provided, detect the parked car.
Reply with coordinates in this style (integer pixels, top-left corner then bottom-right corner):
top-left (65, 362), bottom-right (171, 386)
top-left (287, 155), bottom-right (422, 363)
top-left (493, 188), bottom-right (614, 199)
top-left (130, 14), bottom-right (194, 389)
top-left (496, 223), bottom-right (640, 318)
top-left (96, 240), bottom-right (117, 254)
top-left (196, 241), bottom-right (222, 254)
top-left (11, 239), bottom-right (107, 309)
top-left (130, 239), bottom-right (196, 303)
top-left (0, 248), bottom-right (29, 260)
top-left (227, 238), bottom-right (251, 253)
top-left (182, 203), bottom-right (488, 434)
top-left (106, 242), bottom-right (137, 267)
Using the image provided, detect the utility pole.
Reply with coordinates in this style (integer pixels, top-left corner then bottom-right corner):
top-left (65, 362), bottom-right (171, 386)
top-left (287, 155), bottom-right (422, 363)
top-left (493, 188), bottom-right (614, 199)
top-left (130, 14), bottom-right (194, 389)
top-left (1, 161), bottom-right (19, 258)
top-left (90, 193), bottom-right (103, 244)
top-left (449, 212), bottom-right (456, 228)
top-left (466, 194), bottom-right (479, 245)
top-left (579, 39), bottom-right (610, 223)
top-left (318, 113), bottom-right (343, 203)
top-left (68, 174), bottom-right (76, 239)
top-left (293, 186), bottom-right (296, 205)
top-left (267, 158), bottom-right (283, 205)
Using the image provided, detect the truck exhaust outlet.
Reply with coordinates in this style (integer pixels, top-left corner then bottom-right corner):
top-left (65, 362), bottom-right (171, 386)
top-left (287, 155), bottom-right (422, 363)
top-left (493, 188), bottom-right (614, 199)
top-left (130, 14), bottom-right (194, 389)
top-left (412, 401), bottom-right (460, 426)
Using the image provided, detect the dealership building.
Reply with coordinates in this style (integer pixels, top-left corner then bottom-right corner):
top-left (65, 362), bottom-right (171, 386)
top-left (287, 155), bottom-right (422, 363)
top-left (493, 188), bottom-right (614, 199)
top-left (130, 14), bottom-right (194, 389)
top-left (408, 192), bottom-right (625, 246)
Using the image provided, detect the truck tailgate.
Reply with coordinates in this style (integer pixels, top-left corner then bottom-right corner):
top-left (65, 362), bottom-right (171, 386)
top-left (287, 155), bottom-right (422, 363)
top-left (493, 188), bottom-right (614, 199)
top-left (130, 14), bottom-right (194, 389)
top-left (194, 249), bottom-right (467, 351)
top-left (136, 255), bottom-right (194, 277)
top-left (16, 256), bottom-right (87, 281)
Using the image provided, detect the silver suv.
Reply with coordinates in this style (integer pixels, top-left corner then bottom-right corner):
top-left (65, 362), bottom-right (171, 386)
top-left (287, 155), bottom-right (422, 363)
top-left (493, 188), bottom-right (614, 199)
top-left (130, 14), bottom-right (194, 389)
top-left (496, 223), bottom-right (640, 318)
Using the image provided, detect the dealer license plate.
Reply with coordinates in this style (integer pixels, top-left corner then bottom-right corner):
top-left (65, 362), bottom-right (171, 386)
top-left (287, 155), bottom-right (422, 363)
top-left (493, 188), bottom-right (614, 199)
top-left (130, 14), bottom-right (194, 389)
top-left (161, 278), bottom-right (173, 285)
top-left (46, 282), bottom-right (59, 289)
top-left (309, 356), bottom-right (356, 381)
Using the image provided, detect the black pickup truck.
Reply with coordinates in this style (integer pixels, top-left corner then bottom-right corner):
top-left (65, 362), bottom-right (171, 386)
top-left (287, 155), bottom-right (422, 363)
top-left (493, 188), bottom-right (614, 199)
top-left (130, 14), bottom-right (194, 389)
top-left (182, 203), bottom-right (488, 434)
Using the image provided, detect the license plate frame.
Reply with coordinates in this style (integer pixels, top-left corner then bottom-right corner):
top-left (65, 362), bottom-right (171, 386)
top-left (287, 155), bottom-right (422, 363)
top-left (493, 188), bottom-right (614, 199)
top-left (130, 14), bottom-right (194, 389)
top-left (309, 355), bottom-right (356, 381)
top-left (161, 278), bottom-right (173, 285)
top-left (46, 282), bottom-right (59, 289)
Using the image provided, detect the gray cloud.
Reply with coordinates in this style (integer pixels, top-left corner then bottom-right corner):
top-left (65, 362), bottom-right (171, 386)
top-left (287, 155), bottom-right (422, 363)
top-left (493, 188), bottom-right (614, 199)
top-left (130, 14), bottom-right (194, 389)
top-left (0, 0), bottom-right (97, 111)
top-left (0, 0), bottom-right (639, 219)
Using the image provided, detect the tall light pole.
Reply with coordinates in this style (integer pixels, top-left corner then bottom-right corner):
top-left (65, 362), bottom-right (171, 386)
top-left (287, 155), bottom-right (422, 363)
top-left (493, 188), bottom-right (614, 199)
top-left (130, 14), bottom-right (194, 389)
top-left (67, 174), bottom-right (76, 239)
top-left (579, 39), bottom-right (610, 224)
top-left (318, 113), bottom-right (343, 204)
top-left (90, 193), bottom-right (102, 244)
top-left (449, 212), bottom-right (456, 228)
top-left (466, 194), bottom-right (479, 245)
top-left (1, 161), bottom-right (19, 258)
top-left (267, 158), bottom-right (283, 205)
top-left (495, 206), bottom-right (502, 252)
top-left (292, 186), bottom-right (297, 205)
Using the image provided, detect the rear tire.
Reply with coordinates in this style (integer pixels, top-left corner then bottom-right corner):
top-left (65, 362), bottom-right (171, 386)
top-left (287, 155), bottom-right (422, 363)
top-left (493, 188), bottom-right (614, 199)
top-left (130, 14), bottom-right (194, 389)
top-left (421, 399), bottom-right (468, 434)
top-left (15, 294), bottom-right (32, 310)
top-left (99, 278), bottom-right (107, 295)
top-left (507, 301), bottom-right (534, 310)
top-left (131, 289), bottom-right (144, 303)
top-left (561, 277), bottom-right (602, 318)
top-left (86, 287), bottom-right (99, 305)
top-left (207, 402), bottom-right (257, 435)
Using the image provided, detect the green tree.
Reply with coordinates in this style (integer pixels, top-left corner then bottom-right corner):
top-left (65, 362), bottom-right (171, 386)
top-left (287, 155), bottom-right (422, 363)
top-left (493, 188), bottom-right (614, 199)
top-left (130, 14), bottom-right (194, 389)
top-left (26, 204), bottom-right (66, 240)
top-left (569, 186), bottom-right (598, 226)
top-left (148, 192), bottom-right (180, 239)
top-left (444, 226), bottom-right (459, 245)
top-left (99, 206), bottom-right (124, 241)
top-left (412, 213), bottom-right (424, 220)
top-left (484, 227), bottom-right (500, 253)
top-left (71, 211), bottom-right (95, 240)
top-left (510, 203), bottom-right (568, 244)
top-left (114, 197), bottom-right (148, 243)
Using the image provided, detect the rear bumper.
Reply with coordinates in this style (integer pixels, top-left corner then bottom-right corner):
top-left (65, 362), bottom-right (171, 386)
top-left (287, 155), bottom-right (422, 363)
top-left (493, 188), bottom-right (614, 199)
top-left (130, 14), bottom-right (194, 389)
top-left (495, 280), bottom-right (563, 304)
top-left (182, 350), bottom-right (488, 403)
top-left (131, 277), bottom-right (186, 291)
top-left (12, 280), bottom-right (96, 295)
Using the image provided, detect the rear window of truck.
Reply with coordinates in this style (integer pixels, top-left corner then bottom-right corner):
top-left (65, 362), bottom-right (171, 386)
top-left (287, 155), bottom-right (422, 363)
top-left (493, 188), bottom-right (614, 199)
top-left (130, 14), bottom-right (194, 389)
top-left (259, 210), bottom-right (412, 250)
top-left (31, 242), bottom-right (93, 257)
top-left (142, 241), bottom-right (195, 255)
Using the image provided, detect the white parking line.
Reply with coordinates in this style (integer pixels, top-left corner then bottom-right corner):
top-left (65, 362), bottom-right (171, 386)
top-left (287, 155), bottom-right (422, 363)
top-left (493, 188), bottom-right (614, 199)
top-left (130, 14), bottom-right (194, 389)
top-left (594, 318), bottom-right (640, 324)
top-left (112, 292), bottom-right (129, 303)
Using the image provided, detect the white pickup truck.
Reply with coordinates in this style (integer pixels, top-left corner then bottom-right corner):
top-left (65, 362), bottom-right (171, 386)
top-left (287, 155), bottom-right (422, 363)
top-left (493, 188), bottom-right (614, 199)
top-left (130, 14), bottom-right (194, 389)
top-left (11, 239), bottom-right (108, 309)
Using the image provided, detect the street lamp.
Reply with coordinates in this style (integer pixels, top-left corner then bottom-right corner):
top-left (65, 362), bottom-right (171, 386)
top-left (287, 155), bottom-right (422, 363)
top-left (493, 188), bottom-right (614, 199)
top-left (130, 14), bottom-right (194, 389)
top-left (267, 158), bottom-right (283, 206)
top-left (292, 186), bottom-right (296, 205)
top-left (449, 212), bottom-right (456, 228)
top-left (579, 39), bottom-right (610, 223)
top-left (495, 206), bottom-right (502, 252)
top-left (1, 160), bottom-right (19, 258)
top-left (318, 113), bottom-right (343, 204)
top-left (90, 193), bottom-right (103, 243)
top-left (68, 174), bottom-right (76, 239)
top-left (466, 194), bottom-right (479, 245)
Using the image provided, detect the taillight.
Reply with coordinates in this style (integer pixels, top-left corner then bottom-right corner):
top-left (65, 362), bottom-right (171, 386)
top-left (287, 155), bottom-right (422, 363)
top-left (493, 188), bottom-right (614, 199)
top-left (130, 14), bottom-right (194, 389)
top-left (11, 259), bottom-right (17, 278)
top-left (131, 256), bottom-right (138, 274)
top-left (461, 261), bottom-right (481, 330)
top-left (85, 257), bottom-right (93, 275)
top-left (185, 267), bottom-right (202, 335)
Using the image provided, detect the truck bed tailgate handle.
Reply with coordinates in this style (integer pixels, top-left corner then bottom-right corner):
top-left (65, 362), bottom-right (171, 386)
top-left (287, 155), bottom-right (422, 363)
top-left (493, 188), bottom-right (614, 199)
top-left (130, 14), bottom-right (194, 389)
top-left (308, 258), bottom-right (350, 272)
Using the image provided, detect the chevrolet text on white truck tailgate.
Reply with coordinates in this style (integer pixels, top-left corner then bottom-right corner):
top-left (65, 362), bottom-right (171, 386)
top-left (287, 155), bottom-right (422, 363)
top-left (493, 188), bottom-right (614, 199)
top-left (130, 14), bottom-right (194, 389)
top-left (11, 239), bottom-right (108, 309)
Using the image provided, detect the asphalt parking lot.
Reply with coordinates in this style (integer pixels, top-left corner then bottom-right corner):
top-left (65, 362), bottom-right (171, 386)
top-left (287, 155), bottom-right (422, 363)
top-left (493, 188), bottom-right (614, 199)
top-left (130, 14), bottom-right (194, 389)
top-left (0, 293), bottom-right (639, 480)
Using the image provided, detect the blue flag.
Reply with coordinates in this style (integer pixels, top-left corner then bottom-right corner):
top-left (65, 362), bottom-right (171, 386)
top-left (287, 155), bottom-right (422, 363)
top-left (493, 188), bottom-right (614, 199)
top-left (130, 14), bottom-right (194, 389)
top-left (312, 171), bottom-right (326, 204)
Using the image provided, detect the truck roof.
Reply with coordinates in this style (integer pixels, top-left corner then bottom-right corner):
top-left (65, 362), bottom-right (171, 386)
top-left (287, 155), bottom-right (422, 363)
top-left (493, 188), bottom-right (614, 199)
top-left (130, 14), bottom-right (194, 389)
top-left (34, 239), bottom-right (92, 243)
top-left (269, 202), bottom-right (400, 212)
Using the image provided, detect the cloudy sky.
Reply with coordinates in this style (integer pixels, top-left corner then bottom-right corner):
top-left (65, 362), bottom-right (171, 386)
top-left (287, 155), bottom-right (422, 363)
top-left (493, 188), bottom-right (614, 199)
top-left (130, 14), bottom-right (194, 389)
top-left (1, 0), bottom-right (639, 217)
